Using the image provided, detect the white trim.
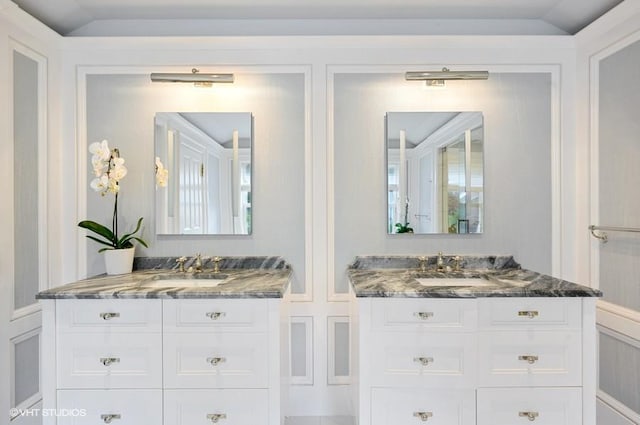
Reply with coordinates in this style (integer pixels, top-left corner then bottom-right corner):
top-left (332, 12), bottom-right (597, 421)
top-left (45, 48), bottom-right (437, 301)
top-left (550, 64), bottom-right (562, 276)
top-left (326, 63), bottom-right (564, 296)
top-left (327, 316), bottom-right (350, 385)
top-left (597, 391), bottom-right (640, 424)
top-left (597, 301), bottom-right (640, 343)
top-left (8, 39), bottom-right (48, 311)
top-left (290, 316), bottom-right (314, 385)
top-left (9, 327), bottom-right (42, 414)
top-left (76, 64), bottom-right (314, 301)
top-left (588, 29), bottom-right (640, 292)
top-left (291, 64), bottom-right (314, 302)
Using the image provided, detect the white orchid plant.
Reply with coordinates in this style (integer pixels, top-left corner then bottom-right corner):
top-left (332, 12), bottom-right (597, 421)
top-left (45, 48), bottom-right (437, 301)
top-left (78, 140), bottom-right (148, 252)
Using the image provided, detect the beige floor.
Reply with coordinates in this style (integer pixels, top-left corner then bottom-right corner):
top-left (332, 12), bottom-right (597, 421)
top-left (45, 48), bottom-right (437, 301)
top-left (285, 417), bottom-right (354, 425)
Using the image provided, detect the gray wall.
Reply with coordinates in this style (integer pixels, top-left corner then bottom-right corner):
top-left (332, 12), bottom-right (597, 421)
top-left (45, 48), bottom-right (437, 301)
top-left (597, 38), bottom-right (640, 418)
top-left (599, 38), bottom-right (640, 311)
top-left (86, 73), bottom-right (306, 292)
top-left (334, 72), bottom-right (552, 293)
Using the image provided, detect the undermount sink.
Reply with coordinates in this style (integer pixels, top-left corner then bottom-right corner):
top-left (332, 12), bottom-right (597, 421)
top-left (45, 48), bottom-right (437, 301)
top-left (140, 273), bottom-right (229, 288)
top-left (415, 277), bottom-right (492, 287)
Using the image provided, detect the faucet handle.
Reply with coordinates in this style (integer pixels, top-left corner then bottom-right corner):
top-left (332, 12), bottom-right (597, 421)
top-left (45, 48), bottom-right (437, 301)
top-left (417, 256), bottom-right (428, 272)
top-left (176, 256), bottom-right (187, 272)
top-left (211, 256), bottom-right (222, 273)
top-left (453, 255), bottom-right (462, 272)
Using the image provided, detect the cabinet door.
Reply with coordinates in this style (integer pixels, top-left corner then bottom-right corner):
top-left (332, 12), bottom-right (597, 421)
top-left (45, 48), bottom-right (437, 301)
top-left (477, 331), bottom-right (582, 387)
top-left (369, 332), bottom-right (476, 388)
top-left (371, 388), bottom-right (475, 425)
top-left (478, 298), bottom-right (581, 330)
top-left (57, 389), bottom-right (162, 425)
top-left (371, 298), bottom-right (477, 332)
top-left (477, 388), bottom-right (582, 425)
top-left (57, 333), bottom-right (162, 389)
top-left (164, 332), bottom-right (269, 388)
top-left (164, 389), bottom-right (269, 425)
top-left (163, 299), bottom-right (268, 333)
top-left (57, 299), bottom-right (162, 333)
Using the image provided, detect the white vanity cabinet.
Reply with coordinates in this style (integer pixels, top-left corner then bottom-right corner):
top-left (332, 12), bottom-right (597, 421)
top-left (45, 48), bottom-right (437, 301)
top-left (350, 296), bottom-right (597, 425)
top-left (42, 297), bottom-right (287, 425)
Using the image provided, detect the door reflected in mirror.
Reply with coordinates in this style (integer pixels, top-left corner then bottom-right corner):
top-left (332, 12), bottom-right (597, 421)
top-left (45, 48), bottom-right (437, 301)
top-left (386, 111), bottom-right (484, 234)
top-left (155, 112), bottom-right (252, 235)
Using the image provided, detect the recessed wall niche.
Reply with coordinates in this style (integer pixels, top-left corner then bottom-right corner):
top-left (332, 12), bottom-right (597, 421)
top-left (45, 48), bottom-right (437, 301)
top-left (84, 72), bottom-right (306, 294)
top-left (333, 72), bottom-right (553, 295)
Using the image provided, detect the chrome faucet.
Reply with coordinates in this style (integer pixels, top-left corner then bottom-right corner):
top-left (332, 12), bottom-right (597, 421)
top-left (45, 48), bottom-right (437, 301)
top-left (436, 252), bottom-right (445, 271)
top-left (192, 253), bottom-right (205, 273)
top-left (176, 256), bottom-right (187, 272)
top-left (418, 256), bottom-right (428, 272)
top-left (212, 256), bottom-right (222, 273)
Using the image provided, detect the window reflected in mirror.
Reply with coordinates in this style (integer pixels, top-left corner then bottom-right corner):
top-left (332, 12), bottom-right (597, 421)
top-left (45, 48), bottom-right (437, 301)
top-left (155, 112), bottom-right (253, 235)
top-left (386, 111), bottom-right (484, 234)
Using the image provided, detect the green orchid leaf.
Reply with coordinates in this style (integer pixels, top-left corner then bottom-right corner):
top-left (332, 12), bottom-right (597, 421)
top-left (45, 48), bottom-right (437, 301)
top-left (117, 217), bottom-right (147, 248)
top-left (85, 234), bottom-right (116, 248)
top-left (78, 220), bottom-right (116, 243)
top-left (130, 236), bottom-right (148, 248)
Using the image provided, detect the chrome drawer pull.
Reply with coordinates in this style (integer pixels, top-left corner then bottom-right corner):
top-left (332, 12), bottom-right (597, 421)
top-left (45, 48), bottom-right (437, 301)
top-left (413, 357), bottom-right (434, 366)
top-left (206, 312), bottom-right (226, 320)
top-left (99, 312), bottom-right (120, 320)
top-left (518, 355), bottom-right (539, 364)
top-left (206, 356), bottom-right (226, 366)
top-left (414, 312), bottom-right (434, 320)
top-left (413, 411), bottom-right (433, 421)
top-left (207, 413), bottom-right (227, 423)
top-left (518, 310), bottom-right (539, 319)
top-left (101, 414), bottom-right (121, 423)
top-left (519, 411), bottom-right (539, 421)
top-left (100, 357), bottom-right (120, 366)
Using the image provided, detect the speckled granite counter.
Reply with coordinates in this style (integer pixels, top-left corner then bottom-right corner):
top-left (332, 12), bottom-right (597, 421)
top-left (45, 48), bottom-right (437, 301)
top-left (348, 255), bottom-right (602, 298)
top-left (36, 256), bottom-right (292, 299)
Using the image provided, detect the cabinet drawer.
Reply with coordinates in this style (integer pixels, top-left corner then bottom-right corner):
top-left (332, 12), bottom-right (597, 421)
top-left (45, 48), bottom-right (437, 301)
top-left (477, 331), bottom-right (581, 387)
top-left (164, 389), bottom-right (269, 425)
top-left (370, 332), bottom-right (476, 388)
top-left (57, 299), bottom-right (162, 333)
top-left (57, 389), bottom-right (162, 424)
top-left (477, 387), bottom-right (582, 425)
top-left (371, 388), bottom-right (475, 425)
top-left (57, 333), bottom-right (162, 389)
top-left (478, 298), bottom-right (581, 330)
top-left (164, 332), bottom-right (269, 388)
top-left (371, 298), bottom-right (477, 332)
top-left (163, 299), bottom-right (268, 332)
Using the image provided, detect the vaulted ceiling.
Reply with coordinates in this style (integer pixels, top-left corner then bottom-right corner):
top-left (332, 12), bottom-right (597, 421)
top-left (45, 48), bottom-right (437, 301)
top-left (10, 0), bottom-right (624, 36)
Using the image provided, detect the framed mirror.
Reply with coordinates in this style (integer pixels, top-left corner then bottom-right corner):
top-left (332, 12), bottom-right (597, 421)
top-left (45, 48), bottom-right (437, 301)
top-left (155, 112), bottom-right (253, 235)
top-left (386, 111), bottom-right (484, 234)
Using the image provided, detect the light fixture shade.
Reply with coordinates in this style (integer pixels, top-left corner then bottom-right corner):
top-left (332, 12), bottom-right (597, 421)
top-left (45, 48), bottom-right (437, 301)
top-left (150, 72), bottom-right (234, 84)
top-left (405, 70), bottom-right (488, 81)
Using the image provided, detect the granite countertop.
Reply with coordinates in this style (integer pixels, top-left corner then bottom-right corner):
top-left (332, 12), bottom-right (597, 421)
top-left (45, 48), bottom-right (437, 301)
top-left (348, 255), bottom-right (602, 298)
top-left (37, 256), bottom-right (292, 299)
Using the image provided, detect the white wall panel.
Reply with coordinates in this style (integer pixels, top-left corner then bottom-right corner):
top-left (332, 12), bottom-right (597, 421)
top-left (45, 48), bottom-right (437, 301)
top-left (84, 72), bottom-right (307, 294)
top-left (333, 72), bottom-right (553, 294)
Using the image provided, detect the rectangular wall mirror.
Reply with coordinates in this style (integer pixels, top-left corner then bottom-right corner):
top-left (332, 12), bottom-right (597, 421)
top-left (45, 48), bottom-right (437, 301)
top-left (386, 111), bottom-right (484, 234)
top-left (155, 112), bottom-right (253, 235)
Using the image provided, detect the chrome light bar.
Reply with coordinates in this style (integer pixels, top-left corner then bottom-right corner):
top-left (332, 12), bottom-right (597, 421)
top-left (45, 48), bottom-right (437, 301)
top-left (405, 67), bottom-right (489, 82)
top-left (150, 68), bottom-right (234, 85)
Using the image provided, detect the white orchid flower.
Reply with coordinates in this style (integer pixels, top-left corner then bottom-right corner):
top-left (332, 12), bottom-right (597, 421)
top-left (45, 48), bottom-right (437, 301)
top-left (90, 174), bottom-right (109, 193)
top-left (89, 139), bottom-right (111, 162)
top-left (155, 157), bottom-right (169, 188)
top-left (91, 156), bottom-right (107, 177)
top-left (107, 177), bottom-right (120, 194)
top-left (110, 157), bottom-right (128, 181)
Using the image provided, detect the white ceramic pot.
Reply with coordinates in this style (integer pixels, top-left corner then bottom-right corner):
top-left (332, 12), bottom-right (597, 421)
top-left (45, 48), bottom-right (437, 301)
top-left (103, 247), bottom-right (135, 275)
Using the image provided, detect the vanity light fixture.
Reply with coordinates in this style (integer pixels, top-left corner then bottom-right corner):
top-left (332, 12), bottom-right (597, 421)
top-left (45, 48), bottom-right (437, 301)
top-left (405, 67), bottom-right (489, 86)
top-left (150, 68), bottom-right (234, 87)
